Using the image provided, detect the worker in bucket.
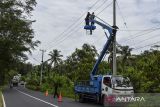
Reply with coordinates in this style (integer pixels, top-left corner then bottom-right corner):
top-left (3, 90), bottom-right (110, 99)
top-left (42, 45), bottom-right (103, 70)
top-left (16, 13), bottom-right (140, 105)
top-left (90, 12), bottom-right (95, 26)
top-left (85, 12), bottom-right (90, 25)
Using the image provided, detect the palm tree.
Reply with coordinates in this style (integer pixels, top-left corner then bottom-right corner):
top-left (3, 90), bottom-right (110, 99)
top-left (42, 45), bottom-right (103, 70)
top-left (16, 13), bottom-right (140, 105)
top-left (48, 49), bottom-right (63, 68)
top-left (118, 45), bottom-right (133, 72)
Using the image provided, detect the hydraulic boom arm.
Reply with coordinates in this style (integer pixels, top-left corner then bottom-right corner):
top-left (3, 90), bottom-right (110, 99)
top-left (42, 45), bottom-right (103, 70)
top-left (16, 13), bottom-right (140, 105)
top-left (90, 19), bottom-right (113, 80)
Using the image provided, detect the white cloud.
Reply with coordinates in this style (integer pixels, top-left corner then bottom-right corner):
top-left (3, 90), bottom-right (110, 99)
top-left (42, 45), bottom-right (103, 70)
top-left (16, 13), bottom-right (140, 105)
top-left (28, 0), bottom-right (160, 64)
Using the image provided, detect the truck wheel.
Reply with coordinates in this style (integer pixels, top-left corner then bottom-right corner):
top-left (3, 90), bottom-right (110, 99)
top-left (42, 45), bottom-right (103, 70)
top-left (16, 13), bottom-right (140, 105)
top-left (96, 95), bottom-right (100, 103)
top-left (79, 94), bottom-right (84, 103)
top-left (10, 84), bottom-right (13, 89)
top-left (100, 95), bottom-right (104, 105)
top-left (15, 83), bottom-right (18, 87)
top-left (103, 95), bottom-right (112, 107)
top-left (102, 95), bottom-right (107, 107)
top-left (75, 94), bottom-right (78, 102)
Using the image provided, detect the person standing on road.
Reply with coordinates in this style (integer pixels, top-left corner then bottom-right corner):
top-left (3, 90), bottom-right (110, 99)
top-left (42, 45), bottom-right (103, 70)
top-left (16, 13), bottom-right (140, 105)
top-left (54, 83), bottom-right (59, 98)
top-left (9, 79), bottom-right (13, 88)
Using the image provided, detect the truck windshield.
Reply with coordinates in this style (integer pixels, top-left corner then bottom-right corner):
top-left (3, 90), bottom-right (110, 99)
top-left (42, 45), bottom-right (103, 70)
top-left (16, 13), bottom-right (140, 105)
top-left (112, 76), bottom-right (132, 87)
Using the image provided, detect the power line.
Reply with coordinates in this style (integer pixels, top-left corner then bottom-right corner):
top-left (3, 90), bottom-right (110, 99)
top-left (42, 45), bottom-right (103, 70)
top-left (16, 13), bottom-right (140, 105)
top-left (129, 34), bottom-right (160, 47)
top-left (96, 2), bottom-right (113, 15)
top-left (119, 27), bottom-right (160, 31)
top-left (120, 28), bottom-right (160, 43)
top-left (115, 0), bottom-right (160, 51)
top-left (116, 0), bottom-right (133, 42)
top-left (46, 0), bottom-right (102, 49)
top-left (29, 55), bottom-right (41, 63)
top-left (93, 0), bottom-right (109, 12)
top-left (46, 1), bottom-right (113, 51)
top-left (116, 1), bottom-right (127, 27)
top-left (133, 41), bottom-right (160, 51)
top-left (46, 20), bottom-right (84, 50)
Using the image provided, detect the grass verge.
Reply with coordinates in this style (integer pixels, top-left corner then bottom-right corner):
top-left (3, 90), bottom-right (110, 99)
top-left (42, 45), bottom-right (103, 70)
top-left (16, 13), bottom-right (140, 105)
top-left (0, 89), bottom-right (3, 107)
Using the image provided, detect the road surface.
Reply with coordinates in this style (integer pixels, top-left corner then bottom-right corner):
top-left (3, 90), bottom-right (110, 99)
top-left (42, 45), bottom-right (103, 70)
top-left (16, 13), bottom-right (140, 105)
top-left (3, 86), bottom-right (102, 107)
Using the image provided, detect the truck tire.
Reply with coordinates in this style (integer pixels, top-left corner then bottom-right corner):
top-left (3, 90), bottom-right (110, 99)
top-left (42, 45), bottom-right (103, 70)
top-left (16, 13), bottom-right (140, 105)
top-left (101, 95), bottom-right (105, 105)
top-left (79, 94), bottom-right (84, 103)
top-left (75, 93), bottom-right (78, 102)
top-left (96, 94), bottom-right (100, 104)
top-left (102, 95), bottom-right (108, 107)
top-left (103, 95), bottom-right (112, 107)
top-left (10, 84), bottom-right (13, 89)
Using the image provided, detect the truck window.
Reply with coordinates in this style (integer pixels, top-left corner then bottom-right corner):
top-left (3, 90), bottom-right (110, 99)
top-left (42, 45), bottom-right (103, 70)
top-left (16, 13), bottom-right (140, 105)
top-left (112, 76), bottom-right (132, 87)
top-left (103, 77), bottom-right (111, 87)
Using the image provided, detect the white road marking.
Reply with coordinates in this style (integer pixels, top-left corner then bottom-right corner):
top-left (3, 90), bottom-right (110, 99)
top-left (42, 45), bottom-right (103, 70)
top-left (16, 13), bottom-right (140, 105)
top-left (2, 93), bottom-right (6, 107)
top-left (15, 89), bottom-right (58, 107)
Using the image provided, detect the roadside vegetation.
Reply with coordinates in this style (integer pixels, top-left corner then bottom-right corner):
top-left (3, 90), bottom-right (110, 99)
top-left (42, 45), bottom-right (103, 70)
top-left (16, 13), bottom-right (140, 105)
top-left (25, 44), bottom-right (160, 98)
top-left (0, 0), bottom-right (160, 99)
top-left (0, 88), bottom-right (3, 107)
top-left (0, 0), bottom-right (39, 86)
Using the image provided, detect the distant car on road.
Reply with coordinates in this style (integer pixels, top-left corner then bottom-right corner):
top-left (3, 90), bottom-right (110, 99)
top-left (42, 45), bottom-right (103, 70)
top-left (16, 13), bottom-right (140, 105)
top-left (20, 81), bottom-right (25, 85)
top-left (11, 74), bottom-right (21, 87)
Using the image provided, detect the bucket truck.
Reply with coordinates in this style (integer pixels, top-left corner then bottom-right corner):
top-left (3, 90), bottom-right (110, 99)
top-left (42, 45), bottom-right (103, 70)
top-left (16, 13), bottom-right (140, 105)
top-left (74, 16), bottom-right (134, 105)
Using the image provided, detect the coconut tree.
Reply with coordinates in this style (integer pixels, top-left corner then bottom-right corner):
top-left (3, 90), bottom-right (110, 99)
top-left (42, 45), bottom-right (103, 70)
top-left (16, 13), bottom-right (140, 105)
top-left (118, 45), bottom-right (133, 72)
top-left (48, 49), bottom-right (63, 67)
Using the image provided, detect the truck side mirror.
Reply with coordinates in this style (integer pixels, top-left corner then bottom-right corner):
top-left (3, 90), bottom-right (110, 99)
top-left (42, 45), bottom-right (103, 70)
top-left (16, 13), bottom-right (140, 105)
top-left (105, 87), bottom-right (108, 91)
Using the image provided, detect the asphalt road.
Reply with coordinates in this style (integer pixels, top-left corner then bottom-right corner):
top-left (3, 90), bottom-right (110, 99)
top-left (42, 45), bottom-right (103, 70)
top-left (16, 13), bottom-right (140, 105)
top-left (3, 86), bottom-right (102, 107)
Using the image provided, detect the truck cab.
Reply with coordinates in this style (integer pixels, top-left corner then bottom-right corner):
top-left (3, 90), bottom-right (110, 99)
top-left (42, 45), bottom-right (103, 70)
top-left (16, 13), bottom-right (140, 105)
top-left (102, 75), bottom-right (134, 96)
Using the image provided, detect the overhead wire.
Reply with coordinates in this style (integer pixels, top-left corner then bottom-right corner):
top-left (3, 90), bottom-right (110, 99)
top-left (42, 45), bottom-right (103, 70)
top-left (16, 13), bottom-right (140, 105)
top-left (119, 28), bottom-right (160, 43)
top-left (45, 0), bottom-right (102, 50)
top-left (96, 2), bottom-right (113, 15)
top-left (116, 0), bottom-right (133, 46)
top-left (93, 0), bottom-right (109, 12)
top-left (119, 27), bottom-right (160, 31)
top-left (46, 0), bottom-right (113, 51)
top-left (89, 2), bottom-right (113, 49)
top-left (30, 0), bottom-right (113, 63)
top-left (47, 20), bottom-right (84, 50)
top-left (116, 0), bottom-right (130, 30)
top-left (133, 40), bottom-right (160, 51)
top-left (129, 33), bottom-right (160, 47)
top-left (115, 0), bottom-right (160, 51)
top-left (29, 55), bottom-right (41, 63)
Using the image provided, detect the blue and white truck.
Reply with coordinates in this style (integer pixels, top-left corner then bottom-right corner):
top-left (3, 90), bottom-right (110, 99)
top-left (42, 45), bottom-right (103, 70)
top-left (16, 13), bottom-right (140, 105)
top-left (74, 16), bottom-right (134, 105)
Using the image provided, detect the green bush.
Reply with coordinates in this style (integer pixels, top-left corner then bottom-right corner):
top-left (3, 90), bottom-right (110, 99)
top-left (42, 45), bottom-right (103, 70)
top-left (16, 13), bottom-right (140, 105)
top-left (25, 74), bottom-right (75, 98)
top-left (27, 78), bottom-right (39, 86)
top-left (26, 78), bottom-right (40, 91)
top-left (26, 85), bottom-right (37, 90)
top-left (0, 90), bottom-right (2, 107)
top-left (21, 76), bottom-right (26, 81)
top-left (40, 83), bottom-right (52, 92)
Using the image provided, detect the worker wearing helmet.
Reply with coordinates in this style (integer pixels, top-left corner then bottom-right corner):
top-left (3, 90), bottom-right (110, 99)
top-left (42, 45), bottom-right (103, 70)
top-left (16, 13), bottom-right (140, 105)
top-left (85, 12), bottom-right (91, 25)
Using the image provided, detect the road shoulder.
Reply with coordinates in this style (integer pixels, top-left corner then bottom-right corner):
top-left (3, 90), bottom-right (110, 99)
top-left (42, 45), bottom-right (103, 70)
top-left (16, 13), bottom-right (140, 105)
top-left (2, 93), bottom-right (6, 107)
top-left (0, 90), bottom-right (5, 107)
top-left (0, 91), bottom-right (2, 107)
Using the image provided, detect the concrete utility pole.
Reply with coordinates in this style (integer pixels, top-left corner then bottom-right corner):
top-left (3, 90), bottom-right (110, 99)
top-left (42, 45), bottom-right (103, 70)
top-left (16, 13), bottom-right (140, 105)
top-left (40, 49), bottom-right (46, 85)
top-left (112, 0), bottom-right (117, 76)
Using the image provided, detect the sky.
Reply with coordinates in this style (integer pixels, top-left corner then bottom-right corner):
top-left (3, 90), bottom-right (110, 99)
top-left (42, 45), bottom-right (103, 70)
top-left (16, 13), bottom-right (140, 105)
top-left (27, 0), bottom-right (160, 64)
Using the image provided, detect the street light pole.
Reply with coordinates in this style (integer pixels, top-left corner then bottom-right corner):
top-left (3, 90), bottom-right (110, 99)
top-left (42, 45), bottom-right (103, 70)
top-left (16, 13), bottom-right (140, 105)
top-left (40, 49), bottom-right (46, 85)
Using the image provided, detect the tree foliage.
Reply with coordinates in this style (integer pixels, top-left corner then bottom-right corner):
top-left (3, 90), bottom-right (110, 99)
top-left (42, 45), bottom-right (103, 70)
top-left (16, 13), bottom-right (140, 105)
top-left (26, 44), bottom-right (160, 94)
top-left (0, 0), bottom-right (39, 85)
